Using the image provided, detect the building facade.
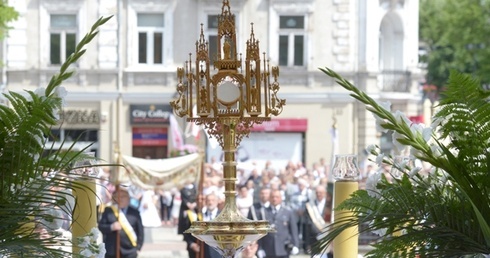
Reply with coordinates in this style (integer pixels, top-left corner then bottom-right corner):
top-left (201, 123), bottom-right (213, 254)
top-left (1, 0), bottom-right (422, 170)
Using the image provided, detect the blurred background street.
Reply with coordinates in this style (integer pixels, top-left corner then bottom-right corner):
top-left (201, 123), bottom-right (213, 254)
top-left (139, 225), bottom-right (316, 258)
top-left (140, 225), bottom-right (186, 258)
top-left (139, 225), bottom-right (371, 258)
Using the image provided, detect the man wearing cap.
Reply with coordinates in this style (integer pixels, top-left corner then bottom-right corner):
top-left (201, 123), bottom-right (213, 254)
top-left (99, 187), bottom-right (145, 258)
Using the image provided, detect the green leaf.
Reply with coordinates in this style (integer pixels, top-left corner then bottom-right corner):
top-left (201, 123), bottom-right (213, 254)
top-left (0, 16), bottom-right (116, 257)
top-left (314, 68), bottom-right (490, 257)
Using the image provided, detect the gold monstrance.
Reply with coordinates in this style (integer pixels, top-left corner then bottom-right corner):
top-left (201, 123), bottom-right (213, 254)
top-left (170, 0), bottom-right (285, 257)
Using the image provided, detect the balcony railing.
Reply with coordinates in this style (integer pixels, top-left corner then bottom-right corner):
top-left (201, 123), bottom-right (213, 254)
top-left (378, 70), bottom-right (411, 92)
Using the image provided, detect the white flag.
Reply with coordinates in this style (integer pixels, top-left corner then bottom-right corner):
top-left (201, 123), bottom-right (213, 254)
top-left (331, 126), bottom-right (338, 154)
top-left (330, 125), bottom-right (339, 176)
top-left (184, 105), bottom-right (202, 140)
top-left (169, 114), bottom-right (184, 150)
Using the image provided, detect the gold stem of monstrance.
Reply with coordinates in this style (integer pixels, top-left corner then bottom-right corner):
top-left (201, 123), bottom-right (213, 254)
top-left (170, 1), bottom-right (286, 257)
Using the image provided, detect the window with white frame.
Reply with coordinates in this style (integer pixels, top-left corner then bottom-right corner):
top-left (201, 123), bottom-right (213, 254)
top-left (278, 15), bottom-right (305, 67)
top-left (50, 14), bottom-right (77, 65)
top-left (137, 13), bottom-right (164, 64)
top-left (47, 129), bottom-right (99, 157)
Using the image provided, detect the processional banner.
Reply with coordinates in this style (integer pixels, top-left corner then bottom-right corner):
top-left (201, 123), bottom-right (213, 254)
top-left (114, 153), bottom-right (202, 190)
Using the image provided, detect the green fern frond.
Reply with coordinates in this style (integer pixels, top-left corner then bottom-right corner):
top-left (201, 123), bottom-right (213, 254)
top-left (436, 74), bottom-right (490, 150)
top-left (314, 173), bottom-right (489, 257)
top-left (0, 15), bottom-right (113, 257)
top-left (314, 68), bottom-right (490, 257)
top-left (432, 71), bottom-right (490, 216)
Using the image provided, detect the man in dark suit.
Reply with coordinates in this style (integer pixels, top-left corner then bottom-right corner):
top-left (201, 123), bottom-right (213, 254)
top-left (182, 192), bottom-right (221, 258)
top-left (289, 179), bottom-right (311, 253)
top-left (99, 187), bottom-right (145, 258)
top-left (248, 187), bottom-right (271, 221)
top-left (259, 189), bottom-right (300, 258)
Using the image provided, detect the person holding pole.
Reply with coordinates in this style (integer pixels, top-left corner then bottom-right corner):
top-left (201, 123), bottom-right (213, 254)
top-left (99, 186), bottom-right (144, 258)
top-left (182, 192), bottom-right (221, 258)
top-left (178, 180), bottom-right (198, 235)
top-left (303, 185), bottom-right (333, 257)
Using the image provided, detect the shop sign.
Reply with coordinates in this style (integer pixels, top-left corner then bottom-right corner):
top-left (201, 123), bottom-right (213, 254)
top-left (409, 115), bottom-right (424, 124)
top-left (130, 105), bottom-right (172, 125)
top-left (59, 110), bottom-right (100, 124)
top-left (132, 127), bottom-right (167, 146)
top-left (250, 118), bottom-right (307, 132)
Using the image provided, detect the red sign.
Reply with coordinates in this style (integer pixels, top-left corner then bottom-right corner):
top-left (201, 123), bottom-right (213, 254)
top-left (132, 127), bottom-right (168, 146)
top-left (409, 115), bottom-right (424, 124)
top-left (250, 118), bottom-right (307, 132)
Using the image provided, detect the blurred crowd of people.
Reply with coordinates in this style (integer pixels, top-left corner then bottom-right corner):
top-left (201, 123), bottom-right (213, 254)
top-left (96, 157), bottom-right (380, 258)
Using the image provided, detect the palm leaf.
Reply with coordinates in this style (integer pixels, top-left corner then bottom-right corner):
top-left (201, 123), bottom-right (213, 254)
top-left (313, 68), bottom-right (490, 257)
top-left (0, 16), bottom-right (113, 257)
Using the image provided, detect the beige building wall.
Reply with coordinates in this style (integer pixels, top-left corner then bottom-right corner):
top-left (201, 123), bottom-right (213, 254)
top-left (1, 0), bottom-right (422, 170)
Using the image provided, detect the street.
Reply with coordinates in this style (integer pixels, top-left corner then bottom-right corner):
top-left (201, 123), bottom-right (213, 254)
top-left (138, 225), bottom-right (314, 258)
top-left (140, 225), bottom-right (187, 258)
top-left (139, 225), bottom-right (370, 258)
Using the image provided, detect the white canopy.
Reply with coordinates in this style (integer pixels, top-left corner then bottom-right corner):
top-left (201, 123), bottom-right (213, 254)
top-left (114, 153), bottom-right (202, 191)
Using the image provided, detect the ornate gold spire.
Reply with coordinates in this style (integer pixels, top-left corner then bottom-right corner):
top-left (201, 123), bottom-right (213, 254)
top-left (170, 1), bottom-right (285, 256)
